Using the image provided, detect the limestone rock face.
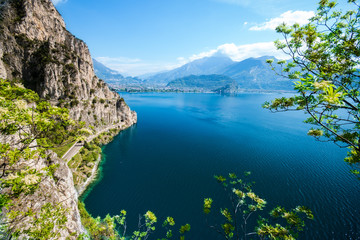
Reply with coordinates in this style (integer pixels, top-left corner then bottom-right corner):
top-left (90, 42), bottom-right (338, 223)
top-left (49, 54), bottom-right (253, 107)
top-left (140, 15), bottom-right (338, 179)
top-left (0, 0), bottom-right (137, 130)
top-left (0, 0), bottom-right (137, 238)
top-left (4, 151), bottom-right (87, 238)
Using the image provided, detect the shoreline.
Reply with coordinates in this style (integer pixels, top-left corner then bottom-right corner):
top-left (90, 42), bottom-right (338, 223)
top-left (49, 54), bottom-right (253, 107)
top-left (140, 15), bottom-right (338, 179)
top-left (76, 155), bottom-right (101, 196)
top-left (76, 122), bottom-right (136, 200)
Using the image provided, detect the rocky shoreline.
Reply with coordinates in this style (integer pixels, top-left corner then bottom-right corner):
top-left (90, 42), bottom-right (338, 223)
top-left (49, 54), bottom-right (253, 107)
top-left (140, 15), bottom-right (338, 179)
top-left (76, 155), bottom-right (101, 196)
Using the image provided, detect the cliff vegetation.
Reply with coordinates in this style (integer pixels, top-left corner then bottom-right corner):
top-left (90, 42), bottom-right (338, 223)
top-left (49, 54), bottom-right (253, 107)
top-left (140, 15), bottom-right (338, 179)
top-left (0, 0), bottom-right (137, 238)
top-left (0, 79), bottom-right (88, 238)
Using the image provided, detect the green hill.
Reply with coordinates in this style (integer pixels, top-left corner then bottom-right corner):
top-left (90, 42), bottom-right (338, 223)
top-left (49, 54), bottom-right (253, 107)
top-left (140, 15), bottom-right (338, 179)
top-left (167, 74), bottom-right (237, 92)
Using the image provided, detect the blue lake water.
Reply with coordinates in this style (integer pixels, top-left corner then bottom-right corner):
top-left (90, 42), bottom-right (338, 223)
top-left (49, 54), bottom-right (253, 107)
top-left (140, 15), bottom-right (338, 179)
top-left (83, 93), bottom-right (360, 239)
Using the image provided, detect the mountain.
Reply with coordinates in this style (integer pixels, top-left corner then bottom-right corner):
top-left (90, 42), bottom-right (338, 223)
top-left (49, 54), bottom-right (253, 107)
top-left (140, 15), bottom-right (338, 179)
top-left (220, 56), bottom-right (293, 90)
top-left (142, 55), bottom-right (294, 91)
top-left (93, 58), bottom-right (125, 80)
top-left (0, 0), bottom-right (137, 130)
top-left (0, 0), bottom-right (136, 238)
top-left (144, 54), bottom-right (234, 85)
top-left (93, 58), bottom-right (143, 86)
top-left (167, 74), bottom-right (237, 92)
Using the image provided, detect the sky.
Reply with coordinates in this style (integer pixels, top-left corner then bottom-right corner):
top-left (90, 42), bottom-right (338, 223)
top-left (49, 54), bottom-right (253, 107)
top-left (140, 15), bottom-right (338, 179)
top-left (52, 0), bottom-right (346, 76)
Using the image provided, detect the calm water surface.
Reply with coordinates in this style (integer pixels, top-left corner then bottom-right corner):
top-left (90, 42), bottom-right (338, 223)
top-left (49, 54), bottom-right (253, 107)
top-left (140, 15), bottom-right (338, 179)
top-left (83, 93), bottom-right (360, 240)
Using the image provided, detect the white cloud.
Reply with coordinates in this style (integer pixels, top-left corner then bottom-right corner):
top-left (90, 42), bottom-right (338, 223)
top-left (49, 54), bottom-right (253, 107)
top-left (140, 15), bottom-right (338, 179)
top-left (187, 42), bottom-right (289, 62)
top-left (176, 57), bottom-right (188, 66)
top-left (250, 10), bottom-right (314, 31)
top-left (51, 0), bottom-right (67, 5)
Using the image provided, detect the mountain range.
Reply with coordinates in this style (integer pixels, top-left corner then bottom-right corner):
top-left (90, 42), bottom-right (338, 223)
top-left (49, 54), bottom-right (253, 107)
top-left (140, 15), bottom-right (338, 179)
top-left (144, 53), bottom-right (235, 85)
top-left (218, 56), bottom-right (292, 90)
top-left (94, 55), bottom-right (295, 92)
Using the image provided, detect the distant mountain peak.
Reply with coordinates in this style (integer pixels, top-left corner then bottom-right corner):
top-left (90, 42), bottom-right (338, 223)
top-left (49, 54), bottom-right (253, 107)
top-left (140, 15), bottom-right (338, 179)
top-left (144, 53), bottom-right (235, 85)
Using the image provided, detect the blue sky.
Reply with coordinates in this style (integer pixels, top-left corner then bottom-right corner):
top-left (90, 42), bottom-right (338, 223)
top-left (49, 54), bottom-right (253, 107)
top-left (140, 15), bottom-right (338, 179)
top-left (52, 0), bottom-right (345, 76)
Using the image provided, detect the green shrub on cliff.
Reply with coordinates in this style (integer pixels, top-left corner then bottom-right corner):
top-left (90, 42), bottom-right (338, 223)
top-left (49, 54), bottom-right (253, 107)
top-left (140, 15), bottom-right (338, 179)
top-left (78, 201), bottom-right (118, 240)
top-left (78, 201), bottom-right (191, 240)
top-left (0, 79), bottom-right (88, 239)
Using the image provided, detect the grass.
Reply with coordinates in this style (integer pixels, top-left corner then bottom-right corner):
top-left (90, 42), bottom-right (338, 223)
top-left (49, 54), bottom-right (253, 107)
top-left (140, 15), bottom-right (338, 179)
top-left (68, 153), bottom-right (87, 186)
top-left (73, 171), bottom-right (86, 187)
top-left (68, 153), bottom-right (82, 169)
top-left (68, 143), bottom-right (101, 187)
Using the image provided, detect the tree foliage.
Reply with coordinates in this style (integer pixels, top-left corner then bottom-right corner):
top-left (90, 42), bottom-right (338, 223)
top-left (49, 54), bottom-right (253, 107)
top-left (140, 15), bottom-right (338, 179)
top-left (0, 79), bottom-right (87, 238)
top-left (263, 0), bottom-right (360, 177)
top-left (203, 173), bottom-right (313, 240)
top-left (78, 201), bottom-right (190, 240)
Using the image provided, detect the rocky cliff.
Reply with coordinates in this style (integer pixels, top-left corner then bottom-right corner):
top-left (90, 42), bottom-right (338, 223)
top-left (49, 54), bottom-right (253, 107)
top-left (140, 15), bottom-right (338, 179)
top-left (0, 0), bottom-right (136, 130)
top-left (5, 150), bottom-right (86, 238)
top-left (0, 0), bottom-right (137, 238)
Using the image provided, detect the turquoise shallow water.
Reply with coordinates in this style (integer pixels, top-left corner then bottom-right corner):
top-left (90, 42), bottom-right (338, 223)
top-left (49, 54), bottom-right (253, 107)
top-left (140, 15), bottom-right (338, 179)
top-left (83, 93), bottom-right (360, 239)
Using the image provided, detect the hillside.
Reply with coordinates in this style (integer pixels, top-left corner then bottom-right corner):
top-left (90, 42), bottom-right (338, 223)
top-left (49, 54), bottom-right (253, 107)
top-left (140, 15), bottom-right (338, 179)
top-left (167, 74), bottom-right (237, 92)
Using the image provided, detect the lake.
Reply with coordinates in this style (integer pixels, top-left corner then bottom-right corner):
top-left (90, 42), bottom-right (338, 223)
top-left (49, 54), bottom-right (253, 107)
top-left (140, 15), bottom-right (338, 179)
top-left (82, 93), bottom-right (360, 239)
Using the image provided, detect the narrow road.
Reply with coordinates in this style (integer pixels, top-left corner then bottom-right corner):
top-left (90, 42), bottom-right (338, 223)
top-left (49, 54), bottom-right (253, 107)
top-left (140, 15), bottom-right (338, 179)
top-left (62, 142), bottom-right (84, 162)
top-left (61, 123), bottom-right (123, 162)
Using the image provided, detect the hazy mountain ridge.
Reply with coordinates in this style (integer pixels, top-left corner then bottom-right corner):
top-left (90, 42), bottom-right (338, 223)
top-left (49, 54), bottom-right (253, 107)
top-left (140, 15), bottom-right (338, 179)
top-left (93, 59), bottom-right (143, 86)
top-left (93, 58), bottom-right (125, 80)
